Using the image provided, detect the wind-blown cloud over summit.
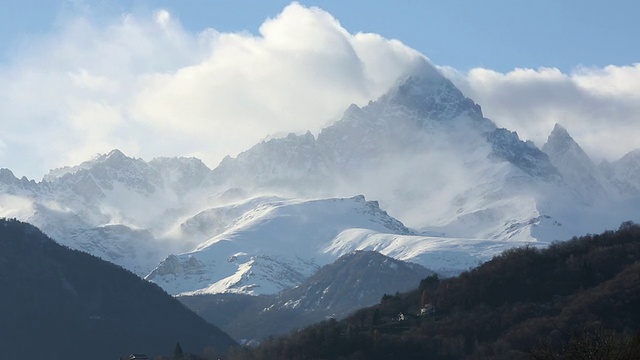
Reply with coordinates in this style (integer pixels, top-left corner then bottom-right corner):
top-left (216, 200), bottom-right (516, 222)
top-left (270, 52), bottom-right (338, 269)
top-left (0, 2), bottom-right (638, 179)
top-left (0, 3), bottom-right (424, 179)
top-left (443, 64), bottom-right (640, 162)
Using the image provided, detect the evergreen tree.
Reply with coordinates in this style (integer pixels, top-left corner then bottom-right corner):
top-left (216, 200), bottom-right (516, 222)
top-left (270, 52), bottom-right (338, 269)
top-left (173, 342), bottom-right (184, 359)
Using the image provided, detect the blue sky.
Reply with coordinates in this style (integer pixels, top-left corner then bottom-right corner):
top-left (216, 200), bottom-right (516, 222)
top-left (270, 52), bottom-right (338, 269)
top-left (0, 1), bottom-right (639, 179)
top-left (2, 0), bottom-right (638, 71)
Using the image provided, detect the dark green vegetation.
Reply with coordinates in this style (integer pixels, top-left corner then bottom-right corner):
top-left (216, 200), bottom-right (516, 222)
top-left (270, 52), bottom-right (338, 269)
top-left (227, 222), bottom-right (640, 359)
top-left (0, 219), bottom-right (237, 360)
top-left (180, 251), bottom-right (433, 342)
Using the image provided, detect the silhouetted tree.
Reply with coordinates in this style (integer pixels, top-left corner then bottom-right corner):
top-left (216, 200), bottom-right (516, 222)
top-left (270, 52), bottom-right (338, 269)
top-left (173, 342), bottom-right (184, 359)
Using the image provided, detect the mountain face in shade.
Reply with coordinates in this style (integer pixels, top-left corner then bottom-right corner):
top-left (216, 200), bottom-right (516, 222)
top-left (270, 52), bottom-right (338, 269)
top-left (0, 219), bottom-right (237, 360)
top-left (267, 250), bottom-right (434, 321)
top-left (179, 250), bottom-right (434, 342)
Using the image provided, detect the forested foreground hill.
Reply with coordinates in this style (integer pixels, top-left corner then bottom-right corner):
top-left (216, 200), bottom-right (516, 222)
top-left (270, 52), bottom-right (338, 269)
top-left (0, 219), bottom-right (237, 360)
top-left (228, 222), bottom-right (640, 360)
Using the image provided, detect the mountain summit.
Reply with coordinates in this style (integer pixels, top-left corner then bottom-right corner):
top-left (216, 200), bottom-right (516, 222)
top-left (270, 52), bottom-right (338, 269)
top-left (542, 124), bottom-right (611, 203)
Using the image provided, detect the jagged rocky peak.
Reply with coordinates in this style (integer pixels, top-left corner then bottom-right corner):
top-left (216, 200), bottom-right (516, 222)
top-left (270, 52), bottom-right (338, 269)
top-left (98, 149), bottom-right (147, 171)
top-left (0, 168), bottom-right (38, 191)
top-left (0, 168), bottom-right (18, 183)
top-left (105, 148), bottom-right (126, 160)
top-left (218, 131), bottom-right (317, 166)
top-left (543, 124), bottom-right (580, 154)
top-left (549, 123), bottom-right (571, 138)
top-left (149, 156), bottom-right (212, 193)
top-left (542, 123), bottom-right (596, 170)
top-left (211, 130), bottom-right (326, 190)
top-left (542, 124), bottom-right (613, 202)
top-left (44, 149), bottom-right (136, 182)
top-left (41, 149), bottom-right (163, 197)
top-left (318, 58), bottom-right (493, 158)
top-left (486, 128), bottom-right (560, 180)
top-left (150, 155), bottom-right (210, 171)
top-left (379, 58), bottom-right (483, 121)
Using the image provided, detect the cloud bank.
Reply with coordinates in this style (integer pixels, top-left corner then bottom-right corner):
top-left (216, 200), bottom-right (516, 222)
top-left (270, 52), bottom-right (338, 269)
top-left (0, 3), bottom-right (424, 179)
top-left (0, 2), bottom-right (638, 179)
top-left (442, 64), bottom-right (640, 163)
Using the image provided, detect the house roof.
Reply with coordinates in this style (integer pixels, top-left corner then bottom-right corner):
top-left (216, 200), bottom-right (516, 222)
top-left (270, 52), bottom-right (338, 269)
top-left (129, 354), bottom-right (149, 360)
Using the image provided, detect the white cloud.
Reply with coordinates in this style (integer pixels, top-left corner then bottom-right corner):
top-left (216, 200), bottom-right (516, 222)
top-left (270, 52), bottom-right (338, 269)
top-left (442, 64), bottom-right (640, 163)
top-left (0, 2), bottom-right (424, 179)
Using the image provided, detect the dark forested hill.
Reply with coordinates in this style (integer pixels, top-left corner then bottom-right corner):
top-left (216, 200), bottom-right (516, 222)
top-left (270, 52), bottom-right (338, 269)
top-left (0, 218), bottom-right (237, 360)
top-left (228, 222), bottom-right (640, 359)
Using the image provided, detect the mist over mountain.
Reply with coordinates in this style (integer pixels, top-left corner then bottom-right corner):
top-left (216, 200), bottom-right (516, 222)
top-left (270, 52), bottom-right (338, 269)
top-left (1, 57), bottom-right (639, 297)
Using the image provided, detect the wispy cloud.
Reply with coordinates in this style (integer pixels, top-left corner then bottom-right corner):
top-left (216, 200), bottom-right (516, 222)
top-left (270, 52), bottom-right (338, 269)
top-left (0, 3), bottom-right (424, 179)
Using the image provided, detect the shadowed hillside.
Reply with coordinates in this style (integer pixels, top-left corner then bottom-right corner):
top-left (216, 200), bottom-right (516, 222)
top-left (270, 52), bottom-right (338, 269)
top-left (180, 251), bottom-right (433, 342)
top-left (0, 218), bottom-right (237, 360)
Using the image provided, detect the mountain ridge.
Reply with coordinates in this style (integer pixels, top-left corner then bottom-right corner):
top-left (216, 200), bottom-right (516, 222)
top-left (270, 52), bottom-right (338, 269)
top-left (1, 58), bottom-right (639, 296)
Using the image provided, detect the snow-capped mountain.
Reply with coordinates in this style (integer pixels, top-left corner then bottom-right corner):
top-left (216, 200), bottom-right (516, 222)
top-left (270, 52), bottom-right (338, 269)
top-left (601, 149), bottom-right (640, 198)
top-left (180, 250), bottom-right (435, 342)
top-left (0, 150), bottom-right (218, 276)
top-left (147, 194), bottom-right (552, 296)
top-left (207, 60), bottom-right (567, 243)
top-left (542, 124), bottom-right (612, 204)
top-left (1, 57), bottom-right (639, 297)
top-left (146, 195), bottom-right (416, 295)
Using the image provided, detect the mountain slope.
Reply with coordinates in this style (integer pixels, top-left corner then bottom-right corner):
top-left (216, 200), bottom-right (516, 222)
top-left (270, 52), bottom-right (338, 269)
top-left (227, 222), bottom-right (640, 360)
top-left (602, 148), bottom-right (640, 198)
top-left (180, 250), bottom-right (434, 342)
top-left (0, 218), bottom-right (237, 360)
top-left (542, 123), bottom-right (611, 203)
top-left (148, 194), bottom-right (549, 295)
top-left (0, 150), bottom-right (218, 276)
top-left (146, 195), bottom-right (415, 295)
